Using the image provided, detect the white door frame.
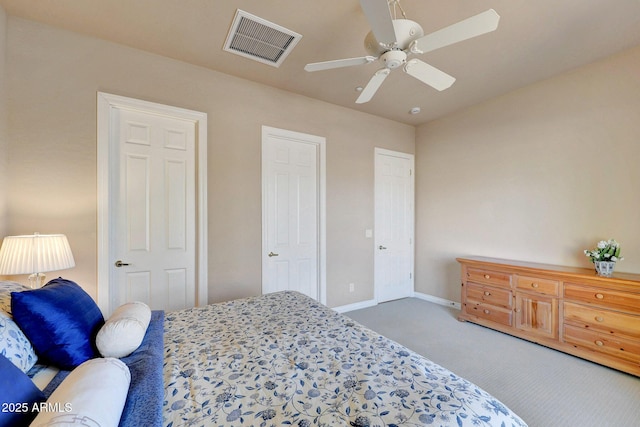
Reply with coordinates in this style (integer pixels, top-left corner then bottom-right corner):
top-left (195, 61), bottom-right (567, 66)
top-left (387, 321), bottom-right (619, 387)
top-left (261, 126), bottom-right (326, 305)
top-left (96, 92), bottom-right (208, 315)
top-left (374, 147), bottom-right (415, 303)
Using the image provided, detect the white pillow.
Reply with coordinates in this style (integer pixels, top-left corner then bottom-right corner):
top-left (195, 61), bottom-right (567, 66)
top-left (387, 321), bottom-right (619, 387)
top-left (0, 280), bottom-right (28, 316)
top-left (30, 357), bottom-right (131, 427)
top-left (0, 311), bottom-right (38, 372)
top-left (95, 301), bottom-right (151, 358)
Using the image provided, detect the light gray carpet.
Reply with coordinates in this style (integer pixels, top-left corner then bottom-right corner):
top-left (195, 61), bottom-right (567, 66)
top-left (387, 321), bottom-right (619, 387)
top-left (346, 298), bottom-right (640, 427)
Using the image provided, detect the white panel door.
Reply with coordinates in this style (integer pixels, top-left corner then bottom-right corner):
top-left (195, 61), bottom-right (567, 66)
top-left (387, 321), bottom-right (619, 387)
top-left (374, 148), bottom-right (414, 303)
top-left (114, 108), bottom-right (196, 311)
top-left (262, 127), bottom-right (324, 301)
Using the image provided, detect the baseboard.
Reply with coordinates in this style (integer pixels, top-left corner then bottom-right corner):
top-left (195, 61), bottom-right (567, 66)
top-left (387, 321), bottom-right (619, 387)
top-left (332, 298), bottom-right (377, 313)
top-left (333, 293), bottom-right (460, 313)
top-left (413, 292), bottom-right (461, 310)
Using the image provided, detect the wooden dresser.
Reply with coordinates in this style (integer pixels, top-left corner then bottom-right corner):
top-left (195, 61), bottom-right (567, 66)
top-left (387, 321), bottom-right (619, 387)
top-left (457, 256), bottom-right (640, 376)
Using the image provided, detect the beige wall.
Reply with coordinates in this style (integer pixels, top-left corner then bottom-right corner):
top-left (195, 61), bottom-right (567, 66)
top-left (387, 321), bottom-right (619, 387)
top-left (0, 6), bottom-right (7, 238)
top-left (415, 45), bottom-right (640, 302)
top-left (3, 17), bottom-right (414, 307)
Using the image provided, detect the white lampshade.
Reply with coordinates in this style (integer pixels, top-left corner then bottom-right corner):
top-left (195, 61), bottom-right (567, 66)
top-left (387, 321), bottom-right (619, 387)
top-left (0, 233), bottom-right (75, 287)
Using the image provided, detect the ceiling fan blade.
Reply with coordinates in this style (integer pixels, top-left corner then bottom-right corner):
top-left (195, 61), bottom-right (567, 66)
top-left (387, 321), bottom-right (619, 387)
top-left (359, 0), bottom-right (397, 45)
top-left (404, 59), bottom-right (455, 91)
top-left (410, 9), bottom-right (500, 54)
top-left (304, 56), bottom-right (376, 72)
top-left (356, 68), bottom-right (390, 104)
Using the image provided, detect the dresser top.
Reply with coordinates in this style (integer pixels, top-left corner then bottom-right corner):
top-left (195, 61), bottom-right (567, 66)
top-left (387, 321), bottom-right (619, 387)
top-left (457, 256), bottom-right (640, 285)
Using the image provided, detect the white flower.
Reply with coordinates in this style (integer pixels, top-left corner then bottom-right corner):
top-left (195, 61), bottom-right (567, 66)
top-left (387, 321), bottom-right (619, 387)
top-left (584, 239), bottom-right (624, 264)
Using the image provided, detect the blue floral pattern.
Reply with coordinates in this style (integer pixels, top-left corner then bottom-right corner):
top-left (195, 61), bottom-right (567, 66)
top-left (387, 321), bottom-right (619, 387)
top-left (0, 280), bottom-right (27, 316)
top-left (163, 291), bottom-right (526, 426)
top-left (0, 311), bottom-right (38, 373)
top-left (0, 281), bottom-right (38, 373)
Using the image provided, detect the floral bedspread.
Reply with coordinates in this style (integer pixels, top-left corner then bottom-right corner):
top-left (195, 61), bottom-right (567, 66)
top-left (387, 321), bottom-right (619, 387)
top-left (163, 291), bottom-right (526, 426)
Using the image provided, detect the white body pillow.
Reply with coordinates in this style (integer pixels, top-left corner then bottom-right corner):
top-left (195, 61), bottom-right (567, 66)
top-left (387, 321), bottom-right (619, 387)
top-left (96, 301), bottom-right (151, 358)
top-left (30, 357), bottom-right (131, 427)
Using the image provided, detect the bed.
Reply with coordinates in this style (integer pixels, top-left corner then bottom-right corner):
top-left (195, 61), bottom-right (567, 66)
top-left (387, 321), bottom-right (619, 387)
top-left (162, 291), bottom-right (526, 426)
top-left (1, 279), bottom-right (526, 426)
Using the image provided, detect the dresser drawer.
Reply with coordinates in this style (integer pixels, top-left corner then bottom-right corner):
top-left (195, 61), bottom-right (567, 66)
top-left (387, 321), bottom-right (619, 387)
top-left (564, 324), bottom-right (640, 364)
top-left (466, 268), bottom-right (511, 288)
top-left (464, 302), bottom-right (513, 326)
top-left (564, 283), bottom-right (640, 314)
top-left (516, 275), bottom-right (559, 296)
top-left (564, 302), bottom-right (640, 339)
top-left (466, 282), bottom-right (513, 309)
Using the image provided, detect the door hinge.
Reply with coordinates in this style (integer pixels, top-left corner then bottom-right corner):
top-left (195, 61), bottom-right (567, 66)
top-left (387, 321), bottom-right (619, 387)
top-left (410, 272), bottom-right (412, 279)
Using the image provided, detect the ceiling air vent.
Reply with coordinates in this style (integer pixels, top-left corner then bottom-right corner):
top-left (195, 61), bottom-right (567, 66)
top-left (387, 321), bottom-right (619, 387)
top-left (223, 10), bottom-right (302, 67)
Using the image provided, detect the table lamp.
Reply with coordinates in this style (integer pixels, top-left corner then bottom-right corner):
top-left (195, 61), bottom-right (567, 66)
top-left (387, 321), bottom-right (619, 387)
top-left (0, 233), bottom-right (76, 288)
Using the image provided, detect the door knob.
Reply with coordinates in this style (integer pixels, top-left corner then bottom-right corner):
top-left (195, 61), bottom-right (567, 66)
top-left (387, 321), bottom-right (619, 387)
top-left (378, 245), bottom-right (387, 250)
top-left (268, 252), bottom-right (279, 257)
top-left (115, 260), bottom-right (130, 267)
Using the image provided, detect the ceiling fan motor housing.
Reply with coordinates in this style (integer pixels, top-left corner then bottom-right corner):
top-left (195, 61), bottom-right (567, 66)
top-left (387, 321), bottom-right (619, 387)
top-left (364, 19), bottom-right (424, 55)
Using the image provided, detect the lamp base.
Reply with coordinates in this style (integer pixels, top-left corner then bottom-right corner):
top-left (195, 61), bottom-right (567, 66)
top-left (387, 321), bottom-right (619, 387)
top-left (28, 273), bottom-right (46, 289)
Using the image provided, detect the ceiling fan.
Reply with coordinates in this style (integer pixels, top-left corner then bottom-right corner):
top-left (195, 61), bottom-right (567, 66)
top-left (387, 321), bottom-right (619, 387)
top-left (304, 0), bottom-right (500, 104)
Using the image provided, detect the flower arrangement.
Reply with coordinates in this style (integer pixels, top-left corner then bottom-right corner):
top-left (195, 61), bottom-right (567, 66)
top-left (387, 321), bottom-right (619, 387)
top-left (584, 239), bottom-right (624, 264)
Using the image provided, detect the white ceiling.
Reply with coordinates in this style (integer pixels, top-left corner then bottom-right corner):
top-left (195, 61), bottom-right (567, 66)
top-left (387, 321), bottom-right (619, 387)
top-left (2, 0), bottom-right (640, 125)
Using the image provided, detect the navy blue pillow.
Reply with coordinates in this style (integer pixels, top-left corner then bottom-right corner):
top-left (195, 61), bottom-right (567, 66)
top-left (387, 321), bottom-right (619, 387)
top-left (11, 278), bottom-right (105, 370)
top-left (0, 353), bottom-right (45, 425)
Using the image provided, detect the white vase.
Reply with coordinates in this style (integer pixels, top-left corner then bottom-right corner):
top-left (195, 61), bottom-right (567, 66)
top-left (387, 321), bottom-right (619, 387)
top-left (594, 261), bottom-right (616, 277)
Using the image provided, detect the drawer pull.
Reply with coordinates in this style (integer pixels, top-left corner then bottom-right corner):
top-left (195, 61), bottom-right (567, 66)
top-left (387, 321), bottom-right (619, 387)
top-left (595, 316), bottom-right (604, 322)
top-left (595, 340), bottom-right (604, 347)
top-left (484, 274), bottom-right (490, 279)
top-left (530, 282), bottom-right (539, 288)
top-left (484, 291), bottom-right (491, 296)
top-left (595, 293), bottom-right (604, 300)
top-left (483, 309), bottom-right (490, 314)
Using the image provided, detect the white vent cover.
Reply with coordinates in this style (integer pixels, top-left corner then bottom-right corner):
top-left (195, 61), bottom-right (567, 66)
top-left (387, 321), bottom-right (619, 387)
top-left (223, 10), bottom-right (302, 67)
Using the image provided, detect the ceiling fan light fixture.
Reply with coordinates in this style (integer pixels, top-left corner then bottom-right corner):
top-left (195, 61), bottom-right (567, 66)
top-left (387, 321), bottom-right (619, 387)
top-left (380, 50), bottom-right (407, 69)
